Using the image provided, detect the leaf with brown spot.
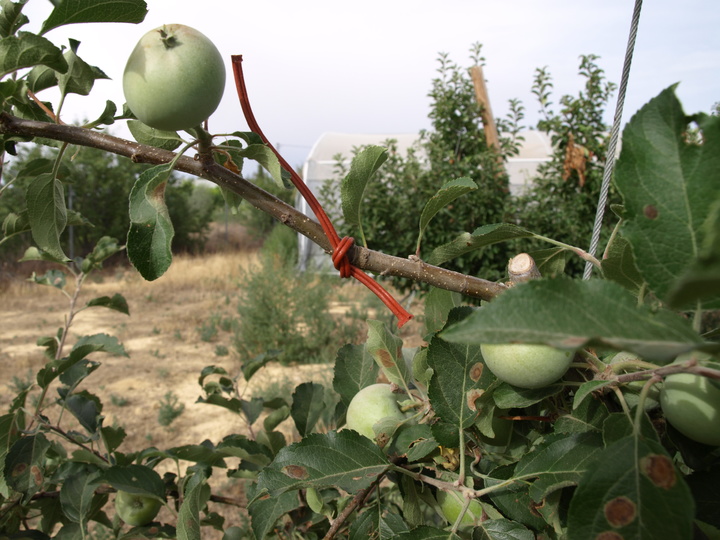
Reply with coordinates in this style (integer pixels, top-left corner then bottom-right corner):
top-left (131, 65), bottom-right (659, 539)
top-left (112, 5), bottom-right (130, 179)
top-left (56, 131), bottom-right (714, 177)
top-left (567, 436), bottom-right (694, 540)
top-left (4, 433), bottom-right (51, 499)
top-left (640, 454), bottom-right (676, 490)
top-left (282, 465), bottom-right (309, 480)
top-left (603, 496), bottom-right (637, 528)
top-left (366, 320), bottom-right (411, 390)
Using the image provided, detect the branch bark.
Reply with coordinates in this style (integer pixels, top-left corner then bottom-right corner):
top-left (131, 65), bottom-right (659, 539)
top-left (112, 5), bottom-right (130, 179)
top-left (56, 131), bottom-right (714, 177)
top-left (0, 113), bottom-right (507, 301)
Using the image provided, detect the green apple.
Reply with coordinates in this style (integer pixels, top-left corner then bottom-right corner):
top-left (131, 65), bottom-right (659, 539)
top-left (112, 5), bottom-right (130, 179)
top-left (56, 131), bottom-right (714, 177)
top-left (123, 24), bottom-right (225, 131)
top-left (345, 383), bottom-right (406, 440)
top-left (114, 490), bottom-right (162, 526)
top-left (480, 343), bottom-right (574, 389)
top-left (660, 352), bottom-right (720, 446)
top-left (436, 490), bottom-right (484, 526)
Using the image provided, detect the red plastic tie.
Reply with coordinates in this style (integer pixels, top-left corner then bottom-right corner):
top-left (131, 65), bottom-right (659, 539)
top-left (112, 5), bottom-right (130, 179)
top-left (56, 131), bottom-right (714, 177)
top-left (332, 236), bottom-right (354, 278)
top-left (231, 56), bottom-right (412, 328)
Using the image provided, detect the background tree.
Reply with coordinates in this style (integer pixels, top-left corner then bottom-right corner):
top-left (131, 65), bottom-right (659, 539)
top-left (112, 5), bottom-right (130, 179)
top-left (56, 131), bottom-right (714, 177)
top-left (513, 55), bottom-right (618, 275)
top-left (0, 143), bottom-right (220, 263)
top-left (323, 44), bottom-right (524, 291)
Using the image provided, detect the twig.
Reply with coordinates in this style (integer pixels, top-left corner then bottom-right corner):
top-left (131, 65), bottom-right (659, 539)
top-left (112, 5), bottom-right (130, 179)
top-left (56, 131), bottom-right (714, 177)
top-left (0, 113), bottom-right (507, 302)
top-left (323, 477), bottom-right (381, 540)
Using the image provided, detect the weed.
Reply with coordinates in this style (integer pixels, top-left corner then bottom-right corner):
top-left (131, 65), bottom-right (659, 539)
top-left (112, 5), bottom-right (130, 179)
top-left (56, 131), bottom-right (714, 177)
top-left (110, 394), bottom-right (129, 407)
top-left (215, 345), bottom-right (229, 357)
top-left (157, 391), bottom-right (185, 427)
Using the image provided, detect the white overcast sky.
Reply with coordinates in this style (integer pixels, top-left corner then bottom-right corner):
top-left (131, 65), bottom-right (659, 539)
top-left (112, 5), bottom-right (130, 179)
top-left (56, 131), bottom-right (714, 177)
top-left (21, 0), bottom-right (720, 172)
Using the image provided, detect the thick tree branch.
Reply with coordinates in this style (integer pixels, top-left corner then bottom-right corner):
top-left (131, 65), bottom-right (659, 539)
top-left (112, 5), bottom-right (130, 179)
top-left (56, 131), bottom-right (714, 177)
top-left (0, 113), bottom-right (507, 301)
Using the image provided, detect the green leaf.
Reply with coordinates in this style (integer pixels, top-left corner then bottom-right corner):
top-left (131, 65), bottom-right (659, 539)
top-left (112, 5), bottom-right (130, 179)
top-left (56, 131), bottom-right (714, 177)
top-left (0, 0), bottom-right (30, 38)
top-left (349, 506), bottom-right (408, 539)
top-left (26, 172), bottom-right (69, 261)
top-left (366, 320), bottom-right (410, 391)
top-left (86, 293), bottom-right (129, 315)
top-left (252, 430), bottom-right (389, 500)
top-left (417, 177), bottom-right (477, 253)
top-left (64, 391), bottom-right (102, 434)
top-left (2, 210), bottom-right (30, 240)
top-left (567, 436), bottom-right (694, 540)
top-left (177, 474), bottom-right (210, 540)
top-left (59, 468), bottom-right (103, 524)
top-left (440, 278), bottom-right (707, 362)
top-left (332, 343), bottom-right (378, 407)
top-left (341, 145), bottom-right (388, 236)
top-left (427, 223), bottom-right (535, 266)
top-left (666, 197), bottom-right (720, 308)
top-left (686, 464), bottom-right (720, 528)
top-left (40, 0), bottom-right (148, 34)
top-left (28, 268), bottom-right (66, 288)
top-left (37, 334), bottom-right (127, 388)
top-left (127, 120), bottom-right (182, 151)
top-left (0, 32), bottom-right (67, 78)
top-left (492, 382), bottom-right (563, 409)
top-left (423, 286), bottom-right (462, 338)
top-left (601, 233), bottom-right (645, 295)
top-left (514, 432), bottom-right (604, 502)
top-left (127, 164), bottom-right (174, 280)
top-left (239, 144), bottom-right (285, 187)
top-left (571, 380), bottom-right (615, 412)
top-left (390, 526), bottom-right (462, 539)
top-left (57, 39), bottom-right (108, 97)
top-left (101, 464), bottom-right (165, 500)
top-left (247, 489), bottom-right (298, 540)
top-left (290, 382), bottom-right (325, 437)
top-left (473, 518), bottom-right (535, 540)
top-left (615, 86), bottom-right (720, 309)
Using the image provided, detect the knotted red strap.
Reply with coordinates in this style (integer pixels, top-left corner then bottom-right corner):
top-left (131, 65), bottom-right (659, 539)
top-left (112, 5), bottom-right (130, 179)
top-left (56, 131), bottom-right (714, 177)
top-left (231, 55), bottom-right (412, 328)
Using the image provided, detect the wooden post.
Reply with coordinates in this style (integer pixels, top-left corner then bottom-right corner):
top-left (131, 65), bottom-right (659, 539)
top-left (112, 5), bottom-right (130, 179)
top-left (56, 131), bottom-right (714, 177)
top-left (470, 64), bottom-right (501, 153)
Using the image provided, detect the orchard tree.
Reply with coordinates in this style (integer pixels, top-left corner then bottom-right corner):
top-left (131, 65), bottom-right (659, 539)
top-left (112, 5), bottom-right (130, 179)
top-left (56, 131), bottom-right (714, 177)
top-left (322, 44), bottom-right (525, 288)
top-left (0, 144), bottom-right (219, 261)
top-left (514, 55), bottom-right (619, 275)
top-left (1, 2), bottom-right (719, 540)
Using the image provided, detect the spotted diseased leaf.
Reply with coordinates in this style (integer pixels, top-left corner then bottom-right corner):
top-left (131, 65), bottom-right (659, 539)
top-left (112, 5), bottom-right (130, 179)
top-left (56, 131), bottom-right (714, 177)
top-left (3, 433), bottom-right (51, 500)
top-left (366, 320), bottom-right (409, 391)
top-left (567, 436), bottom-right (694, 540)
top-left (615, 85), bottom-right (720, 309)
top-left (426, 309), bottom-right (494, 431)
top-left (127, 164), bottom-right (174, 280)
top-left (251, 430), bottom-right (389, 501)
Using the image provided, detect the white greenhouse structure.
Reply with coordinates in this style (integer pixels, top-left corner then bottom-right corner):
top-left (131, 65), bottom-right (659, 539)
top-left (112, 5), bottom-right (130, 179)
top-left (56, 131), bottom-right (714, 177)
top-left (296, 130), bottom-right (554, 272)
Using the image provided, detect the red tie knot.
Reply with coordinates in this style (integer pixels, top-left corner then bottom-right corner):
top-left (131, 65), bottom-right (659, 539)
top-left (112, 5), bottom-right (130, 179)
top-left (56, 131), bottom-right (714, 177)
top-left (332, 236), bottom-right (355, 279)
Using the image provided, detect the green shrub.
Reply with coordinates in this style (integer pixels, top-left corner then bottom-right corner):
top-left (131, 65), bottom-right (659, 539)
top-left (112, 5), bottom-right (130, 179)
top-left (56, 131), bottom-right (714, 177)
top-left (233, 254), bottom-right (363, 365)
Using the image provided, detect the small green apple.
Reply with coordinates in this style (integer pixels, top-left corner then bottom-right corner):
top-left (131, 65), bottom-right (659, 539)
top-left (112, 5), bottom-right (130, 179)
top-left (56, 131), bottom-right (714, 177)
top-left (123, 24), bottom-right (225, 131)
top-left (436, 490), bottom-right (484, 526)
top-left (114, 490), bottom-right (162, 526)
top-left (660, 352), bottom-right (720, 446)
top-left (345, 383), bottom-right (406, 440)
top-left (480, 343), bottom-right (574, 389)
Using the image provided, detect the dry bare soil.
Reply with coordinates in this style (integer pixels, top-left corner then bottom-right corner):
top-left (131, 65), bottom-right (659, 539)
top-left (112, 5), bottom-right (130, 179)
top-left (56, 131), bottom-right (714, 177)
top-left (0, 230), bottom-right (425, 533)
